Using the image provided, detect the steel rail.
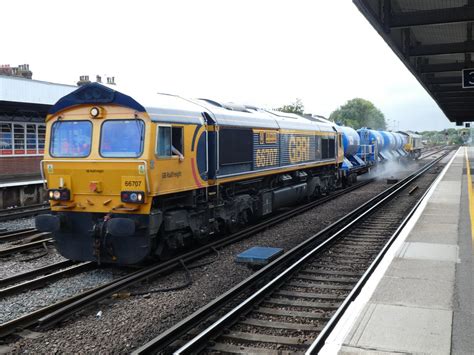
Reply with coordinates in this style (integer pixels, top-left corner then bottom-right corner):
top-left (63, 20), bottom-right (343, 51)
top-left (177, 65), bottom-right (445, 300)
top-left (0, 260), bottom-right (76, 289)
top-left (0, 229), bottom-right (44, 243)
top-left (0, 262), bottom-right (94, 299)
top-left (0, 177), bottom-right (373, 339)
top-left (305, 149), bottom-right (457, 354)
top-left (0, 203), bottom-right (48, 214)
top-left (142, 149), bottom-right (451, 355)
top-left (0, 237), bottom-right (53, 257)
top-left (0, 279), bottom-right (118, 338)
top-left (36, 179), bottom-right (374, 329)
top-left (419, 146), bottom-right (449, 159)
top-left (0, 205), bottom-right (50, 222)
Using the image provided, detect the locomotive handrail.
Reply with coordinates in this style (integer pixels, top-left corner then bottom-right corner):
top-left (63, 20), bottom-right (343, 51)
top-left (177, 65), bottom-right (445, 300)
top-left (39, 160), bottom-right (47, 189)
top-left (53, 203), bottom-right (77, 209)
top-left (40, 159), bottom-right (151, 193)
top-left (111, 205), bottom-right (140, 212)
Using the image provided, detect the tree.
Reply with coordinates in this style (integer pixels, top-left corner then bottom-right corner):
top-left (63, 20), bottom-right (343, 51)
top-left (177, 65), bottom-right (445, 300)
top-left (421, 128), bottom-right (466, 145)
top-left (276, 98), bottom-right (304, 115)
top-left (329, 98), bottom-right (386, 130)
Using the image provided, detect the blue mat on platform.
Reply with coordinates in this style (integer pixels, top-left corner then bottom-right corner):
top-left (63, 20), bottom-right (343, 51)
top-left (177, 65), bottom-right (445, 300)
top-left (235, 246), bottom-right (284, 265)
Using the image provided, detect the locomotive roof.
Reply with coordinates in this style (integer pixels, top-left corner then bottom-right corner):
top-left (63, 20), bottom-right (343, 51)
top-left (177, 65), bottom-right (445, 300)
top-left (49, 83), bottom-right (337, 133)
top-left (398, 130), bottom-right (422, 139)
top-left (193, 100), bottom-right (336, 132)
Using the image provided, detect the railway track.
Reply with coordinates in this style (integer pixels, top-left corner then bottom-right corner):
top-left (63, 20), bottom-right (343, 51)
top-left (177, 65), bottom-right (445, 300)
top-left (0, 203), bottom-right (50, 222)
top-left (419, 145), bottom-right (448, 160)
top-left (0, 228), bottom-right (53, 258)
top-left (0, 228), bottom-right (43, 243)
top-left (0, 239), bottom-right (53, 258)
top-left (132, 148), bottom-right (453, 354)
top-left (0, 260), bottom-right (76, 289)
top-left (0, 228), bottom-right (49, 243)
top-left (0, 261), bottom-right (93, 299)
top-left (0, 178), bottom-right (375, 339)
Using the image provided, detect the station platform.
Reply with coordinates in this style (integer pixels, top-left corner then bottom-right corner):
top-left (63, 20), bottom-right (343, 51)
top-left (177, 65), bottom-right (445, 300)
top-left (321, 147), bottom-right (474, 354)
top-left (0, 176), bottom-right (44, 189)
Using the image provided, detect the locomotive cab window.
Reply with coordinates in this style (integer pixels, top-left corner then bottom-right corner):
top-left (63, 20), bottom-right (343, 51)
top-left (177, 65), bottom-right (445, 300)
top-left (172, 127), bottom-right (183, 157)
top-left (156, 126), bottom-right (184, 159)
top-left (51, 121), bottom-right (92, 158)
top-left (100, 120), bottom-right (144, 158)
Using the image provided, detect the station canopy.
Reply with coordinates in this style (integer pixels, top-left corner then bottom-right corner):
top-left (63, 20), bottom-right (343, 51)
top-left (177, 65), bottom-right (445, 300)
top-left (0, 75), bottom-right (76, 122)
top-left (354, 0), bottom-right (474, 125)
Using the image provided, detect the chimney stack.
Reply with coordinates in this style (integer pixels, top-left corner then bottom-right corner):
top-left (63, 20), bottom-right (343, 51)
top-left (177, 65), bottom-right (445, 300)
top-left (0, 64), bottom-right (32, 79)
top-left (77, 75), bottom-right (91, 86)
top-left (77, 73), bottom-right (116, 86)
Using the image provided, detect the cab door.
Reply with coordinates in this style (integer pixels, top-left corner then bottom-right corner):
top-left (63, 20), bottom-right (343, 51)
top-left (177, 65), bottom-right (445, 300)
top-left (337, 132), bottom-right (344, 163)
top-left (154, 124), bottom-right (208, 194)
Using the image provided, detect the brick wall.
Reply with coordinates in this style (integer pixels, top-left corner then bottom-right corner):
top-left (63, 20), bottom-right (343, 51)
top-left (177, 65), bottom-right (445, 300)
top-left (0, 156), bottom-right (42, 178)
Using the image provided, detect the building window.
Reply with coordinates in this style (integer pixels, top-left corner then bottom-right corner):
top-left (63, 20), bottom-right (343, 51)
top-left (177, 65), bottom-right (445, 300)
top-left (38, 125), bottom-right (45, 153)
top-left (0, 122), bottom-right (46, 156)
top-left (27, 124), bottom-right (37, 154)
top-left (14, 124), bottom-right (25, 154)
top-left (0, 123), bottom-right (13, 155)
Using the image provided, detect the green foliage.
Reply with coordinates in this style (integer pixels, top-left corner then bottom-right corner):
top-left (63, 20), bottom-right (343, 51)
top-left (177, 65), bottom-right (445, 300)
top-left (421, 128), bottom-right (467, 145)
top-left (329, 98), bottom-right (386, 130)
top-left (276, 98), bottom-right (304, 115)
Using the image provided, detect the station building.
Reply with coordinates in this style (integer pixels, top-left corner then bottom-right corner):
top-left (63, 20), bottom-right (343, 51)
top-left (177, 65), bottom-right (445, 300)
top-left (0, 68), bottom-right (80, 207)
top-left (0, 74), bottom-right (76, 181)
top-left (0, 69), bottom-right (117, 207)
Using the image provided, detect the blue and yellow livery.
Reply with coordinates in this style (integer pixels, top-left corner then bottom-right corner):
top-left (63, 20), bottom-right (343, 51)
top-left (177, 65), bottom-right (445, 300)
top-left (36, 83), bottom-right (345, 264)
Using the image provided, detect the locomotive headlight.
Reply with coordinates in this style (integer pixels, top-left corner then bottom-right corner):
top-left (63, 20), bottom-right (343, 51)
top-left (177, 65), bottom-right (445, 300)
top-left (48, 189), bottom-right (71, 201)
top-left (121, 191), bottom-right (145, 204)
top-left (90, 107), bottom-right (100, 118)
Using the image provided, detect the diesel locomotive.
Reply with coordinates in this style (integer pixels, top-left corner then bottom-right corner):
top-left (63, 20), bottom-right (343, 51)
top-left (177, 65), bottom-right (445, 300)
top-left (36, 83), bottom-right (414, 265)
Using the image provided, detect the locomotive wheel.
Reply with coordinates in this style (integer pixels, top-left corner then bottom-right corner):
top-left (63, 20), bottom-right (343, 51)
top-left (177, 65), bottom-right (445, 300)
top-left (228, 216), bottom-right (240, 234)
top-left (155, 240), bottom-right (174, 260)
top-left (155, 233), bottom-right (182, 260)
top-left (227, 209), bottom-right (251, 234)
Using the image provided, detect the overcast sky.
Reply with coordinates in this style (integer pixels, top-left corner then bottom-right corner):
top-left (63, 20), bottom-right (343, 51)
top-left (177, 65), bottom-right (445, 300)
top-left (2, 0), bottom-right (456, 131)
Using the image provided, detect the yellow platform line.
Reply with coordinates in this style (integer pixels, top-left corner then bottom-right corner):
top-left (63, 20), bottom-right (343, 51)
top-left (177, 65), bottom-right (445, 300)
top-left (464, 147), bottom-right (474, 246)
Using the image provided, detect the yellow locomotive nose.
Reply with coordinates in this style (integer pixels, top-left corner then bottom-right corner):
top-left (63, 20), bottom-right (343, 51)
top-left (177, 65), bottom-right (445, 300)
top-left (44, 162), bottom-right (150, 213)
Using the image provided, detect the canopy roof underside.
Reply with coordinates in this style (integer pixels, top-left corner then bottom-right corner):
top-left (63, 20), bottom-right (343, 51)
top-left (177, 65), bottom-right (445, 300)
top-left (354, 0), bottom-right (474, 124)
